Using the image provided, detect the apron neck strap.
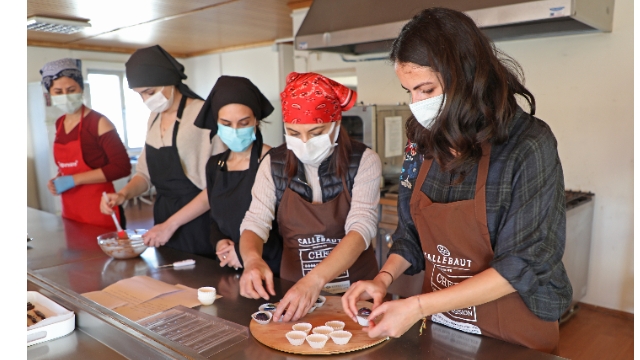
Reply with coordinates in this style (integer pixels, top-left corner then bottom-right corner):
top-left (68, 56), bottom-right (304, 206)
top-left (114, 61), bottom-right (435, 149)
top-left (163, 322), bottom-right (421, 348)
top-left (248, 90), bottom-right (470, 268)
top-left (474, 142), bottom-right (492, 217)
top-left (176, 93), bottom-right (188, 120)
top-left (56, 105), bottom-right (86, 139)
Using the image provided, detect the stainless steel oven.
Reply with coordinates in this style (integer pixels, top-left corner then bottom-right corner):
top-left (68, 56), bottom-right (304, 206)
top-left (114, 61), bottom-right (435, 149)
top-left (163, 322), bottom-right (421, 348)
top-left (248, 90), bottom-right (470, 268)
top-left (342, 104), bottom-right (412, 186)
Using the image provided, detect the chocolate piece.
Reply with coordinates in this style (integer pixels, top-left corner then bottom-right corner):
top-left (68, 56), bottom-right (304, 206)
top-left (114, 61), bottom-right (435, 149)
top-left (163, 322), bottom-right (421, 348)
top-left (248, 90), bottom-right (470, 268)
top-left (27, 314), bottom-right (38, 324)
top-left (315, 298), bottom-right (323, 304)
top-left (27, 302), bottom-right (34, 311)
top-left (254, 312), bottom-right (269, 321)
top-left (357, 307), bottom-right (372, 317)
top-left (34, 310), bottom-right (47, 319)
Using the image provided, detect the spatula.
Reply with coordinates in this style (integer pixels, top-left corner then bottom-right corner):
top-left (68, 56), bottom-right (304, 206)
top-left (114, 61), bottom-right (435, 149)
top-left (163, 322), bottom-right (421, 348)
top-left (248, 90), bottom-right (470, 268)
top-left (102, 192), bottom-right (128, 239)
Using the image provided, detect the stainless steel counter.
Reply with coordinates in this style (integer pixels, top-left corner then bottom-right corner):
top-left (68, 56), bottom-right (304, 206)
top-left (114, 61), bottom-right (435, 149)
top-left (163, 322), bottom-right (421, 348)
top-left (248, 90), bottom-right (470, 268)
top-left (27, 207), bottom-right (566, 359)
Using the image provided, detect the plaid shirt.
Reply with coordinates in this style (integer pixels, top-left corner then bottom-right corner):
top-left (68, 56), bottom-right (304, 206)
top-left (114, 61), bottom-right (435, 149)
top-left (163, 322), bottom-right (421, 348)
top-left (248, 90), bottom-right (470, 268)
top-left (390, 107), bottom-right (572, 321)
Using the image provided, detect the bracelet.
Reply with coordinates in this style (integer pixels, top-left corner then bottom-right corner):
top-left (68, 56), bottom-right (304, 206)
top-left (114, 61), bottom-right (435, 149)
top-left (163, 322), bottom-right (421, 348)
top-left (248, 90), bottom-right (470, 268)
top-left (415, 295), bottom-right (426, 317)
top-left (378, 270), bottom-right (394, 284)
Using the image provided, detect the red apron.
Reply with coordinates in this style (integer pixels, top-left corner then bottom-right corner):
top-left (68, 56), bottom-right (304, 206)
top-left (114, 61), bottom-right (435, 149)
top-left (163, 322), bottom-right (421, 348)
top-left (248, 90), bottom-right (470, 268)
top-left (409, 143), bottom-right (559, 353)
top-left (53, 106), bottom-right (120, 228)
top-left (277, 177), bottom-right (378, 294)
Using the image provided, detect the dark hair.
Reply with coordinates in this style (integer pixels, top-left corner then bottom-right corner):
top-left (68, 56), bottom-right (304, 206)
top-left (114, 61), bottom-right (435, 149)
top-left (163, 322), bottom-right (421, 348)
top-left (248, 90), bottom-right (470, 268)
top-left (390, 7), bottom-right (535, 182)
top-left (285, 124), bottom-right (352, 179)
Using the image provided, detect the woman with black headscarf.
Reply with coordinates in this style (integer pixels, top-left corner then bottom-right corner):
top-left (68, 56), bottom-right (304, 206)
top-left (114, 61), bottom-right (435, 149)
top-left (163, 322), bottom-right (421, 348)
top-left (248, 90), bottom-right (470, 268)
top-left (100, 45), bottom-right (224, 257)
top-left (140, 75), bottom-right (282, 274)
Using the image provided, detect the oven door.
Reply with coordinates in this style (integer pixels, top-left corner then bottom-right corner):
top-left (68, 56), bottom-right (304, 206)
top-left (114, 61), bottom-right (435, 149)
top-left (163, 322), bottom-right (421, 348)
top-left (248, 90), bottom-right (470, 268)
top-left (341, 105), bottom-right (375, 151)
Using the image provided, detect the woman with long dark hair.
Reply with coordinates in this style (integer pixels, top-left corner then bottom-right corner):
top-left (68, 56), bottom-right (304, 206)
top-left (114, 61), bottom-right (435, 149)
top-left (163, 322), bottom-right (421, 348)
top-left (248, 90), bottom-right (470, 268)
top-left (238, 72), bottom-right (382, 323)
top-left (342, 8), bottom-right (571, 353)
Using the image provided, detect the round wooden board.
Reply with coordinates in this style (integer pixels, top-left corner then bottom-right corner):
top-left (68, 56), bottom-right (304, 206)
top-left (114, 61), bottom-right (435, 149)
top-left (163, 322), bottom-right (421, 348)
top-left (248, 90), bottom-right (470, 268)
top-left (250, 296), bottom-right (388, 355)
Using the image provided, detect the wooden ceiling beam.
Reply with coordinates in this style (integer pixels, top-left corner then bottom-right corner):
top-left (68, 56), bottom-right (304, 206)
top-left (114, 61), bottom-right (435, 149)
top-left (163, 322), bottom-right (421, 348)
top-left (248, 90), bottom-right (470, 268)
top-left (27, 39), bottom-right (284, 59)
top-left (287, 0), bottom-right (313, 10)
top-left (26, 40), bottom-right (188, 58)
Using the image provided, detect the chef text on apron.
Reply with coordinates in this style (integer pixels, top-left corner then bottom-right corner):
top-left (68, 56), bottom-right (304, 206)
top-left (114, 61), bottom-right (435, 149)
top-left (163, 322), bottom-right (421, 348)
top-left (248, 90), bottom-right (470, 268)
top-left (53, 105), bottom-right (119, 228)
top-left (146, 96), bottom-right (213, 257)
top-left (277, 176), bottom-right (377, 294)
top-left (409, 143), bottom-right (559, 353)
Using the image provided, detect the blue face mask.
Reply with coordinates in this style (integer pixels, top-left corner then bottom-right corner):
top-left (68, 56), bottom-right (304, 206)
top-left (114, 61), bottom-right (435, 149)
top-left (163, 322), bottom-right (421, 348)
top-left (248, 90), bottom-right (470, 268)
top-left (217, 123), bottom-right (256, 152)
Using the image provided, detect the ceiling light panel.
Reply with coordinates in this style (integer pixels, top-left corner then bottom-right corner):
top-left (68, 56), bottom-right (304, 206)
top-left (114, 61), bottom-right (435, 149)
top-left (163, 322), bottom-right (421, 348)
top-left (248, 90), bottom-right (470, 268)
top-left (27, 16), bottom-right (91, 34)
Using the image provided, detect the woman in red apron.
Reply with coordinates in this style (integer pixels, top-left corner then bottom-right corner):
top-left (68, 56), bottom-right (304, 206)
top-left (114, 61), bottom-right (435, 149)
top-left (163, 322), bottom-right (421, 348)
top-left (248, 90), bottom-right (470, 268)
top-left (238, 72), bottom-right (382, 323)
top-left (40, 58), bottom-right (131, 228)
top-left (342, 8), bottom-right (572, 354)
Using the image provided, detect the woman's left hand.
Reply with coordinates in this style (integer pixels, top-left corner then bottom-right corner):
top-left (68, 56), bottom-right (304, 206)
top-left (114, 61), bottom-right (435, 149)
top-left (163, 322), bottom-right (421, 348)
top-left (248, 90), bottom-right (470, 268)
top-left (216, 240), bottom-right (243, 270)
top-left (142, 222), bottom-right (175, 247)
top-left (273, 274), bottom-right (324, 323)
top-left (364, 297), bottom-right (424, 338)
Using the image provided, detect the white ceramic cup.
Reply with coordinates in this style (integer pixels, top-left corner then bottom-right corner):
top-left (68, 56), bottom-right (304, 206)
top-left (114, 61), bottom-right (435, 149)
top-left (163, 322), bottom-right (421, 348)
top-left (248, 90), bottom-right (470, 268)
top-left (198, 287), bottom-right (216, 305)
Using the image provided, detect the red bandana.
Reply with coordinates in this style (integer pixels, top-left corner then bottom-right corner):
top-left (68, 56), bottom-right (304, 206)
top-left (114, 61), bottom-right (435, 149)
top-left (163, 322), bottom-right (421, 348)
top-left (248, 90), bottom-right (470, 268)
top-left (280, 72), bottom-right (357, 124)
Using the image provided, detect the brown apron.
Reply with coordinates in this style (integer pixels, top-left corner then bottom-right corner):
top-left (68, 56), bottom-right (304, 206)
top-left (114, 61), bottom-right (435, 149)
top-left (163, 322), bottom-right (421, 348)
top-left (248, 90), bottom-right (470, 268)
top-left (409, 143), bottom-right (559, 353)
top-left (277, 177), bottom-right (378, 294)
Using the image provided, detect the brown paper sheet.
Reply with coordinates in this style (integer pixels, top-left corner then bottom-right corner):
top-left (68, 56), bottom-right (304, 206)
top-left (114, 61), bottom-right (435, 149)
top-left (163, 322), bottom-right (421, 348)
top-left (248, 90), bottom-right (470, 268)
top-left (82, 291), bottom-right (129, 309)
top-left (81, 276), bottom-right (222, 321)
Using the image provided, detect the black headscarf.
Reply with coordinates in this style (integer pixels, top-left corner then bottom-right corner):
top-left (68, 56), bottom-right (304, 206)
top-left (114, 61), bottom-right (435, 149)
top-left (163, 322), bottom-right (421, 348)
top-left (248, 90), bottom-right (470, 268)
top-left (125, 45), bottom-right (203, 100)
top-left (194, 75), bottom-right (274, 140)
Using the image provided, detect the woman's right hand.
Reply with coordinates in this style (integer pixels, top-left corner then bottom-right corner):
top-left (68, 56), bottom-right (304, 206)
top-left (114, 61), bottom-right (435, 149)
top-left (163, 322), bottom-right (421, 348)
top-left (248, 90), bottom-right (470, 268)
top-left (341, 278), bottom-right (389, 324)
top-left (239, 257), bottom-right (275, 300)
top-left (100, 192), bottom-right (124, 215)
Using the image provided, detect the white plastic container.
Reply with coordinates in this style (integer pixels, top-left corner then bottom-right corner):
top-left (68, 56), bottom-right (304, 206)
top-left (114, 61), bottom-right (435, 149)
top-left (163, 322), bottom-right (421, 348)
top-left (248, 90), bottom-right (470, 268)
top-left (27, 291), bottom-right (75, 346)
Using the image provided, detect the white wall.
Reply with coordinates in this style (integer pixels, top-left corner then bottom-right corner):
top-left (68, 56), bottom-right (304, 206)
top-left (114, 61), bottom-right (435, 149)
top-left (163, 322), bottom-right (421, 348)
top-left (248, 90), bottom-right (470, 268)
top-left (292, 2), bottom-right (634, 313)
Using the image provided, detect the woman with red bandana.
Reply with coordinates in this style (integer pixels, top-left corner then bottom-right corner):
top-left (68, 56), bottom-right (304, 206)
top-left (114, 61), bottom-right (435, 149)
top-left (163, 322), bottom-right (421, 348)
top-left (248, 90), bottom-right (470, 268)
top-left (238, 72), bottom-right (382, 323)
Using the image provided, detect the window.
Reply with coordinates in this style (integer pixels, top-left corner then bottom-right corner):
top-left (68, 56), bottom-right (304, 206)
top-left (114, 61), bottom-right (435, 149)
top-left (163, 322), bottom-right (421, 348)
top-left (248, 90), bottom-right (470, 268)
top-left (87, 70), bottom-right (149, 149)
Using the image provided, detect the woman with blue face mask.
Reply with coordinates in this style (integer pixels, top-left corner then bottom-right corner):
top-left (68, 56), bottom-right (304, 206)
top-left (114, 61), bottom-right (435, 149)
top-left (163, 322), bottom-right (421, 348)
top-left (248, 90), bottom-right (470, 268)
top-left (40, 58), bottom-right (131, 229)
top-left (141, 75), bottom-right (282, 274)
top-left (100, 45), bottom-right (225, 258)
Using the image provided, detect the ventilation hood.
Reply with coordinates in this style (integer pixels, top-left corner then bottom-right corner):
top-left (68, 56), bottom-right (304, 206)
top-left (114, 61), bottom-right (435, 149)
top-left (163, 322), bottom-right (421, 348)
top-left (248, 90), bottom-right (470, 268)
top-left (295, 0), bottom-right (615, 55)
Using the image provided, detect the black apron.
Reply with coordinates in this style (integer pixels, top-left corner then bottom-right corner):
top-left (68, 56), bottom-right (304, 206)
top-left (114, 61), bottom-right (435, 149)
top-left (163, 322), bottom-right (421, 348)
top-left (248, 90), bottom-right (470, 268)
top-left (145, 96), bottom-right (214, 257)
top-left (207, 130), bottom-right (282, 275)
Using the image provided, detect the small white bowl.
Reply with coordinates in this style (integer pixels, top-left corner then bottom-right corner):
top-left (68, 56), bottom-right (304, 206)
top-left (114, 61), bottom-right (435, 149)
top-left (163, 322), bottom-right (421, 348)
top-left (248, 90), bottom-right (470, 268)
top-left (307, 305), bottom-right (317, 313)
top-left (285, 330), bottom-right (307, 346)
top-left (292, 322), bottom-right (312, 334)
top-left (329, 330), bottom-right (353, 345)
top-left (312, 325), bottom-right (334, 336)
top-left (306, 334), bottom-right (329, 349)
top-left (357, 307), bottom-right (372, 326)
top-left (325, 320), bottom-right (345, 331)
top-left (259, 303), bottom-right (277, 312)
top-left (197, 287), bottom-right (216, 305)
top-left (314, 295), bottom-right (326, 307)
top-left (251, 311), bottom-right (272, 325)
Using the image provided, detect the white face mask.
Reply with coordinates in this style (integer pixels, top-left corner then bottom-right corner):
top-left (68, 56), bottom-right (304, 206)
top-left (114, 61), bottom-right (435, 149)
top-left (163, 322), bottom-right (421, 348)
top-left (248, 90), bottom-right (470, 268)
top-left (51, 93), bottom-right (84, 114)
top-left (284, 122), bottom-right (340, 167)
top-left (409, 93), bottom-right (446, 130)
top-left (144, 87), bottom-right (174, 113)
